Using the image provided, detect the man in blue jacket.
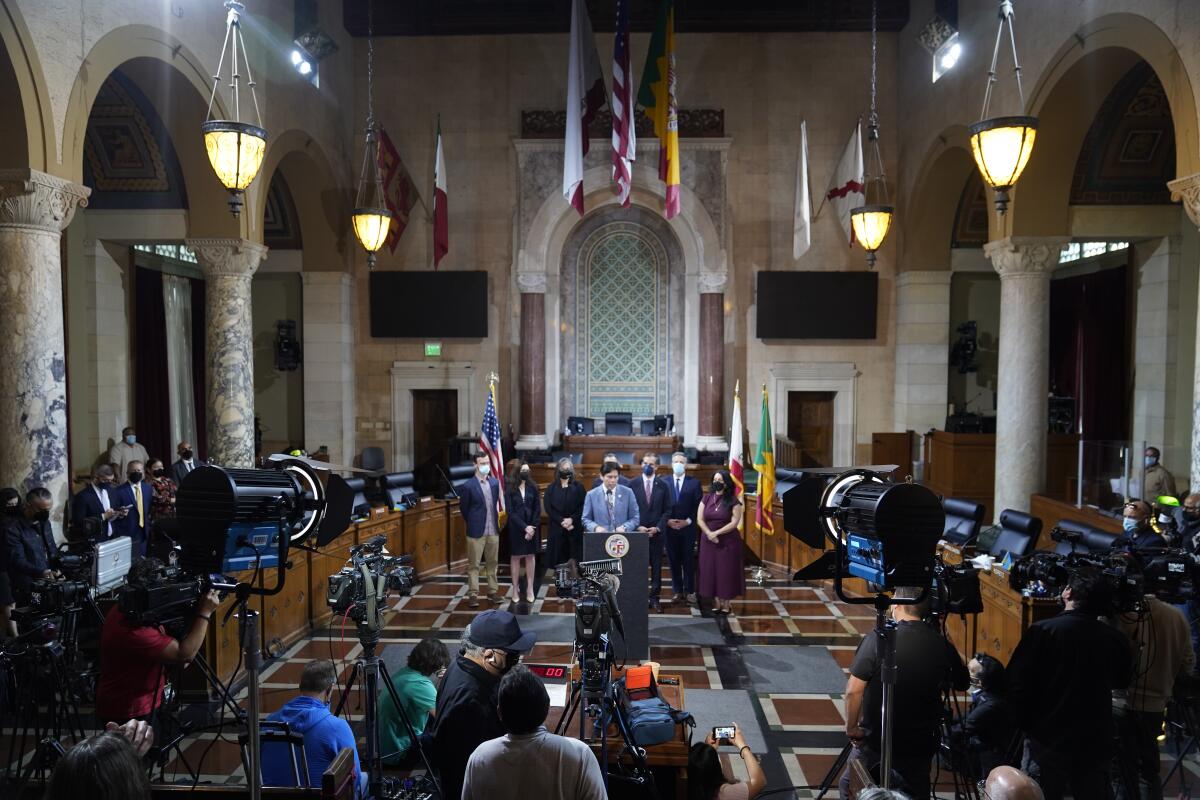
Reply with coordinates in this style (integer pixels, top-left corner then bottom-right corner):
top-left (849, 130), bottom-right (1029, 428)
top-left (630, 452), bottom-right (671, 611)
top-left (112, 460), bottom-right (153, 558)
top-left (663, 452), bottom-right (703, 606)
top-left (262, 659), bottom-right (364, 795)
top-left (582, 461), bottom-right (640, 534)
top-left (458, 452), bottom-right (502, 609)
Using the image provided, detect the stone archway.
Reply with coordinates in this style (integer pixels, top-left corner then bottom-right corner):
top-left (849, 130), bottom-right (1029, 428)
top-left (513, 138), bottom-right (731, 449)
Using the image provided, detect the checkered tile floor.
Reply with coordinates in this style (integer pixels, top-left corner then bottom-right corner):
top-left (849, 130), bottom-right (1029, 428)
top-left (4, 565), bottom-right (1200, 798)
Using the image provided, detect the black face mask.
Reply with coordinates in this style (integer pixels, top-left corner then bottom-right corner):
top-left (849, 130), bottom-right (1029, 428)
top-left (558, 469), bottom-right (573, 480)
top-left (128, 472), bottom-right (143, 484)
top-left (32, 509), bottom-right (50, 523)
top-left (1186, 509), bottom-right (1200, 521)
top-left (96, 481), bottom-right (112, 491)
top-left (711, 482), bottom-right (726, 494)
top-left (520, 471), bottom-right (531, 483)
top-left (5, 505), bottom-right (21, 517)
top-left (181, 449), bottom-right (194, 461)
top-left (500, 650), bottom-right (521, 674)
top-left (153, 469), bottom-right (165, 478)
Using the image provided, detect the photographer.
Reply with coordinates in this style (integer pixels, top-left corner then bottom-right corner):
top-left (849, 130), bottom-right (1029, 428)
top-left (841, 586), bottom-right (969, 799)
top-left (95, 556), bottom-right (220, 724)
top-left (688, 723), bottom-right (766, 800)
top-left (951, 654), bottom-right (1017, 780)
top-left (1110, 594), bottom-right (1193, 800)
top-left (378, 636), bottom-right (449, 767)
top-left (429, 610), bottom-right (537, 800)
top-left (1007, 571), bottom-right (1133, 800)
top-left (6, 487), bottom-right (59, 603)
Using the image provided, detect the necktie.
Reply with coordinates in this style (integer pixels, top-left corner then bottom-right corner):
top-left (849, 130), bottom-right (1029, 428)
top-left (676, 478), bottom-right (682, 500)
top-left (133, 484), bottom-right (144, 528)
top-left (645, 478), bottom-right (652, 502)
top-left (606, 490), bottom-right (615, 528)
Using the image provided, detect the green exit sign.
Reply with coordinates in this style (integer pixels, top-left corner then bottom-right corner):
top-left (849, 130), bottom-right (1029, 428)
top-left (424, 342), bottom-right (442, 358)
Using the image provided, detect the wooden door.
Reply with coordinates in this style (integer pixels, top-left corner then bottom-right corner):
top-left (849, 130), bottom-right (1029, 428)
top-left (412, 390), bottom-right (457, 492)
top-left (871, 431), bottom-right (915, 482)
top-left (787, 392), bottom-right (835, 467)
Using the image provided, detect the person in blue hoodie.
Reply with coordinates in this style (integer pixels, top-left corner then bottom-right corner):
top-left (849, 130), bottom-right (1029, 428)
top-left (261, 659), bottom-right (364, 794)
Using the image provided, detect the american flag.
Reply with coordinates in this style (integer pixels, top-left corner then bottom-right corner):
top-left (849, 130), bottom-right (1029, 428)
top-left (479, 385), bottom-right (506, 511)
top-left (611, 0), bottom-right (636, 206)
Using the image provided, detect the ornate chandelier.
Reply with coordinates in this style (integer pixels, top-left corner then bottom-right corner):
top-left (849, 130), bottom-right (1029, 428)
top-left (849, 0), bottom-right (894, 268)
top-left (351, 0), bottom-right (391, 267)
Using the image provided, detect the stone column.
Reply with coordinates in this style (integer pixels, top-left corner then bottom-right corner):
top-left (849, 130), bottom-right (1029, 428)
top-left (1130, 236), bottom-right (1184, 470)
top-left (187, 238), bottom-right (268, 468)
top-left (515, 273), bottom-right (549, 450)
top-left (695, 272), bottom-right (728, 451)
top-left (894, 271), bottom-right (952, 433)
top-left (302, 271), bottom-right (356, 468)
top-left (0, 170), bottom-right (90, 522)
top-left (1168, 174), bottom-right (1200, 487)
top-left (984, 236), bottom-right (1067, 518)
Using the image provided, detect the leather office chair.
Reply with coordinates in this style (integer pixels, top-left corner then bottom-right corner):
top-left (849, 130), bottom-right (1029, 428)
top-left (639, 419), bottom-right (658, 436)
top-left (989, 509), bottom-right (1043, 560)
top-left (605, 412), bottom-right (633, 436)
top-left (1049, 519), bottom-right (1115, 555)
top-left (942, 497), bottom-right (986, 546)
top-left (360, 446), bottom-right (385, 474)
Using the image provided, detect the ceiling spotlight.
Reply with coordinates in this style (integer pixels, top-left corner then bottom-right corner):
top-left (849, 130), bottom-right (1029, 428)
top-left (940, 41), bottom-right (962, 70)
top-left (298, 60), bottom-right (312, 75)
top-left (291, 49), bottom-right (303, 66)
top-left (932, 32), bottom-right (961, 81)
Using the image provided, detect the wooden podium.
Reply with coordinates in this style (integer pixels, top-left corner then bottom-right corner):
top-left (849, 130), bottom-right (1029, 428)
top-left (564, 435), bottom-right (682, 463)
top-left (584, 529), bottom-right (650, 661)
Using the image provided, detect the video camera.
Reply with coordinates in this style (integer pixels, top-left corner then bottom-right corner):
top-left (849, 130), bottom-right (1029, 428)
top-left (116, 560), bottom-right (226, 628)
top-left (555, 559), bottom-right (624, 695)
top-left (1008, 550), bottom-right (1147, 615)
top-left (326, 535), bottom-right (414, 626)
top-left (23, 578), bottom-right (90, 618)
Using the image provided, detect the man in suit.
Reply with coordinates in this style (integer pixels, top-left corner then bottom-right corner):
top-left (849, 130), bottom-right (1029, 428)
top-left (112, 460), bottom-right (154, 559)
top-left (170, 441), bottom-right (198, 486)
top-left (583, 461), bottom-right (640, 534)
top-left (458, 452), bottom-right (502, 609)
top-left (631, 452), bottom-right (670, 611)
top-left (663, 451), bottom-right (703, 606)
top-left (71, 464), bottom-right (125, 540)
top-left (591, 453), bottom-right (621, 489)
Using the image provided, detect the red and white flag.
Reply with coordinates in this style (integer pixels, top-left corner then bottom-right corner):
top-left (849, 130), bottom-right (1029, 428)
top-left (610, 0), bottom-right (636, 207)
top-left (433, 118), bottom-right (449, 268)
top-left (563, 0), bottom-right (605, 215)
top-left (793, 120), bottom-right (812, 259)
top-left (825, 122), bottom-right (864, 246)
top-left (729, 380), bottom-right (745, 531)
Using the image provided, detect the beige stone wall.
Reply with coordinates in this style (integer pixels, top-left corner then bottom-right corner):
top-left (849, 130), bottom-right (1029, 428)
top-left (356, 31), bottom-right (900, 466)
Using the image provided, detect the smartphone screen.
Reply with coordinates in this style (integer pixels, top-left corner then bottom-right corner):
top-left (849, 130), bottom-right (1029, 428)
top-left (713, 726), bottom-right (735, 741)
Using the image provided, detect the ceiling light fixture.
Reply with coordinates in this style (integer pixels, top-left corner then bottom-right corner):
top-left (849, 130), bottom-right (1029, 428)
top-left (202, 0), bottom-right (268, 217)
top-left (849, 0), bottom-right (894, 268)
top-left (351, 0), bottom-right (391, 268)
top-left (969, 0), bottom-right (1037, 215)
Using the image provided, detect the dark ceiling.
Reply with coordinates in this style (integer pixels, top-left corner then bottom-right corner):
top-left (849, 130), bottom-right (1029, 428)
top-left (342, 1), bottom-right (910, 37)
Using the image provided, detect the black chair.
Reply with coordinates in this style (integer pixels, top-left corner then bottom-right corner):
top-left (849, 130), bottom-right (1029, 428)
top-left (242, 720), bottom-right (308, 788)
top-left (360, 446), bottom-right (385, 475)
top-left (566, 416), bottom-right (595, 435)
top-left (1048, 519), bottom-right (1115, 555)
top-left (382, 472), bottom-right (418, 509)
top-left (639, 419), bottom-right (658, 436)
top-left (989, 509), bottom-right (1042, 560)
top-left (654, 414), bottom-right (674, 434)
top-left (942, 497), bottom-right (986, 546)
top-left (605, 412), bottom-right (633, 436)
top-left (344, 477), bottom-right (370, 519)
top-left (447, 464), bottom-right (478, 494)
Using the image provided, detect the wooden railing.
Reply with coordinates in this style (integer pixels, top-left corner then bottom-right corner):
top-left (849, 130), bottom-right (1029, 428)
top-left (775, 436), bottom-right (801, 468)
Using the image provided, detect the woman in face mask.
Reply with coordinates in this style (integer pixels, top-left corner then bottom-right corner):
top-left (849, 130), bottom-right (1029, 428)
top-left (697, 469), bottom-right (746, 615)
top-left (504, 459), bottom-right (542, 605)
top-left (949, 654), bottom-right (1016, 782)
top-left (544, 457), bottom-right (586, 581)
top-left (145, 459), bottom-right (177, 523)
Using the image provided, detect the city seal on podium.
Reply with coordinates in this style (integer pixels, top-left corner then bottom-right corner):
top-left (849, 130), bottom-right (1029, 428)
top-left (604, 533), bottom-right (630, 559)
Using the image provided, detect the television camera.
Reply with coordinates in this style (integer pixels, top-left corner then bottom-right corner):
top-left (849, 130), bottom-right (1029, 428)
top-left (325, 535), bottom-right (415, 625)
top-left (554, 558), bottom-right (625, 696)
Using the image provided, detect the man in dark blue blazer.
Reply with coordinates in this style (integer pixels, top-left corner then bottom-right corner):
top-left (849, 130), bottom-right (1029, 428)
top-left (457, 452), bottom-right (502, 608)
top-left (630, 452), bottom-right (671, 610)
top-left (112, 460), bottom-right (154, 559)
top-left (7, 488), bottom-right (58, 601)
top-left (663, 451), bottom-right (703, 605)
top-left (71, 464), bottom-right (124, 539)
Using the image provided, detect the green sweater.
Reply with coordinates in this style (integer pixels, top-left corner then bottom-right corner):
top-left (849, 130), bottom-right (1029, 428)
top-left (378, 666), bottom-right (438, 763)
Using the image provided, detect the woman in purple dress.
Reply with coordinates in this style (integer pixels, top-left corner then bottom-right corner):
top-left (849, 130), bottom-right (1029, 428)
top-left (697, 470), bottom-right (745, 615)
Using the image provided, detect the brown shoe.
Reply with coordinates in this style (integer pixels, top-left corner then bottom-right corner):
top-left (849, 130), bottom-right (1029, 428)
top-left (468, 595), bottom-right (480, 609)
top-left (487, 592), bottom-right (501, 604)
top-left (671, 593), bottom-right (686, 605)
top-left (686, 593), bottom-right (697, 605)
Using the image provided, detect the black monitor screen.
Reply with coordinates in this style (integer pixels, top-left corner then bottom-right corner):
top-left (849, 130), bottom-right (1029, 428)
top-left (369, 271), bottom-right (488, 338)
top-left (756, 271), bottom-right (878, 339)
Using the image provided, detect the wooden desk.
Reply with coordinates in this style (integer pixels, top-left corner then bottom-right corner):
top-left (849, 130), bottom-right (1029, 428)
top-left (563, 435), bottom-right (682, 463)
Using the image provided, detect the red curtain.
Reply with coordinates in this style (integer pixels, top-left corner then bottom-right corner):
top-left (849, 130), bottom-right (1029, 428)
top-left (190, 276), bottom-right (207, 460)
top-left (133, 267), bottom-right (170, 463)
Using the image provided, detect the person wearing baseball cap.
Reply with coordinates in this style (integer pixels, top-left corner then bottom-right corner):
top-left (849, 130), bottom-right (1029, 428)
top-left (428, 610), bottom-right (537, 800)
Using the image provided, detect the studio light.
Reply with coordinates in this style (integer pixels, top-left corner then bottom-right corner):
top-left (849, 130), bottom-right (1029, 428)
top-left (938, 38), bottom-right (962, 73)
top-left (351, 0), bottom-right (392, 268)
top-left (849, 0), bottom-right (895, 268)
top-left (917, 2), bottom-right (960, 83)
top-left (970, 0), bottom-right (1037, 215)
top-left (203, 1), bottom-right (268, 217)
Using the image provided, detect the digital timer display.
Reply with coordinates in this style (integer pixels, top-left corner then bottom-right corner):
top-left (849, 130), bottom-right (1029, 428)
top-left (525, 664), bottom-right (567, 679)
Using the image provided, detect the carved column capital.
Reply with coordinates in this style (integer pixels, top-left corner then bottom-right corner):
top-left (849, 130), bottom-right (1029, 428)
top-left (698, 271), bottom-right (728, 294)
top-left (516, 271), bottom-right (548, 294)
top-left (1169, 173), bottom-right (1200, 229)
top-left (0, 169), bottom-right (90, 233)
top-left (187, 238), bottom-right (268, 279)
top-left (984, 236), bottom-right (1068, 279)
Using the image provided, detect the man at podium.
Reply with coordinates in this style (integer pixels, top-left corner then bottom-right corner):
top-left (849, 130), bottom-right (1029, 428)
top-left (582, 462), bottom-right (640, 533)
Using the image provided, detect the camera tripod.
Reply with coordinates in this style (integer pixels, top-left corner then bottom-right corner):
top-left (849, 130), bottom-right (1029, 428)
top-left (1, 631), bottom-right (86, 785)
top-left (554, 636), bottom-right (656, 798)
top-left (332, 621), bottom-right (439, 800)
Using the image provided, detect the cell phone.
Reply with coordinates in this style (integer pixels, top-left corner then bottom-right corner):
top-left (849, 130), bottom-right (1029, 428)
top-left (713, 725), bottom-right (735, 742)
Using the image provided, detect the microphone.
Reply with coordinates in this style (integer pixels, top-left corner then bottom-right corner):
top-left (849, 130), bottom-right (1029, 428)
top-left (598, 573), bottom-right (625, 642)
top-left (435, 463), bottom-right (461, 499)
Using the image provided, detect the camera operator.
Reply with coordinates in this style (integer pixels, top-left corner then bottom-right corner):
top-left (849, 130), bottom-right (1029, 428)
top-left (429, 609), bottom-right (537, 800)
top-left (1006, 570), bottom-right (1133, 800)
top-left (95, 556), bottom-right (220, 725)
top-left (950, 654), bottom-right (1017, 781)
top-left (1110, 594), bottom-right (1193, 800)
top-left (6, 487), bottom-right (60, 604)
top-left (1114, 500), bottom-right (1166, 552)
top-left (841, 586), bottom-right (969, 799)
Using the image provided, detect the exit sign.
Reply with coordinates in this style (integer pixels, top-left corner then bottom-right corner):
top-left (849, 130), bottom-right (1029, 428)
top-left (424, 342), bottom-right (442, 357)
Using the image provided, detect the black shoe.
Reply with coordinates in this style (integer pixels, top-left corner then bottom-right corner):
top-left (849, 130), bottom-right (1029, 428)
top-left (650, 599), bottom-right (663, 613)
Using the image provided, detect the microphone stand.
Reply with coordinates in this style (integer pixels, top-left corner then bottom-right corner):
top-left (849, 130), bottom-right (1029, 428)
top-left (434, 463), bottom-right (460, 500)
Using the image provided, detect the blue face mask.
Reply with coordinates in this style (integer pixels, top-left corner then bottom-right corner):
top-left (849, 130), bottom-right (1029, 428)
top-left (1123, 517), bottom-right (1139, 533)
top-left (1145, 456), bottom-right (1157, 468)
top-left (643, 464), bottom-right (655, 476)
top-left (672, 462), bottom-right (685, 476)
top-left (478, 463), bottom-right (491, 477)
top-left (124, 434), bottom-right (136, 445)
